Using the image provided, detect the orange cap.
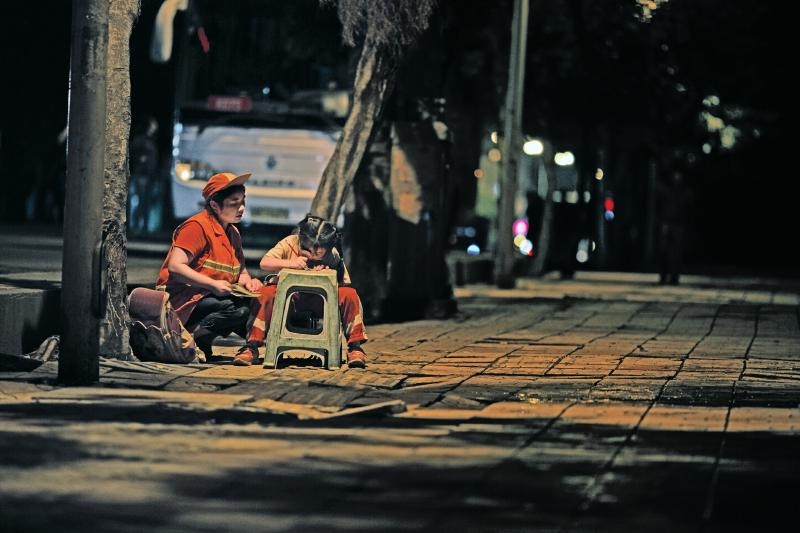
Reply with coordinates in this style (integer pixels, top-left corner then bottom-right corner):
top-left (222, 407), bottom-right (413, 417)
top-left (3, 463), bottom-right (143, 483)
top-left (202, 172), bottom-right (252, 200)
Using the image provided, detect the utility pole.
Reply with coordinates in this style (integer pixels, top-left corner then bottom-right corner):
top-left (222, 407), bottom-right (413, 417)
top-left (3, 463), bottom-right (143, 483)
top-left (494, 0), bottom-right (529, 288)
top-left (59, 0), bottom-right (109, 385)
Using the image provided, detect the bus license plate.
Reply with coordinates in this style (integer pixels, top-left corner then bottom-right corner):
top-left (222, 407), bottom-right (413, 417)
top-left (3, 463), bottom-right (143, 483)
top-left (249, 207), bottom-right (290, 221)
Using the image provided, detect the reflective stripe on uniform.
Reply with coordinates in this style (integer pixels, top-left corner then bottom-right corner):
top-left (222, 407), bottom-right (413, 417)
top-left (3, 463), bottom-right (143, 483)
top-left (200, 258), bottom-right (241, 276)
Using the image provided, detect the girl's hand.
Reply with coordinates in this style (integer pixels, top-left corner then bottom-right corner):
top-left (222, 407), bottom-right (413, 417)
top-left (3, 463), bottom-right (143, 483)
top-left (287, 256), bottom-right (308, 269)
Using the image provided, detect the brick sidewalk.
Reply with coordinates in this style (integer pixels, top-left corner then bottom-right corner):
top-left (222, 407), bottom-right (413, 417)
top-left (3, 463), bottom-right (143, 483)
top-left (1, 277), bottom-right (798, 532)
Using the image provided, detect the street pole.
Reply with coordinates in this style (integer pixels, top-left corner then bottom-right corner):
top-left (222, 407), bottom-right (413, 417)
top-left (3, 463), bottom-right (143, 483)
top-left (494, 0), bottom-right (529, 288)
top-left (59, 0), bottom-right (109, 385)
top-left (644, 157), bottom-right (657, 265)
top-left (595, 147), bottom-right (607, 269)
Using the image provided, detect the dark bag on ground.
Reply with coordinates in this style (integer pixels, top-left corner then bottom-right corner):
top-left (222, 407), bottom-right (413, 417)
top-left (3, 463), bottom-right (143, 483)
top-left (128, 287), bottom-right (202, 363)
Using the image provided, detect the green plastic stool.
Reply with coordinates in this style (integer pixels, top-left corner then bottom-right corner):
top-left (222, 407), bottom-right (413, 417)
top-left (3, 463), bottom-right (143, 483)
top-left (263, 269), bottom-right (343, 369)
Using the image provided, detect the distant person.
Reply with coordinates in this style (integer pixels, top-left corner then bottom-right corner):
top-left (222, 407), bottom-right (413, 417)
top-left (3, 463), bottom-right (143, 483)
top-left (129, 116), bottom-right (160, 234)
top-left (156, 172), bottom-right (268, 363)
top-left (237, 214), bottom-right (369, 368)
top-left (24, 125), bottom-right (67, 223)
top-left (656, 167), bottom-right (693, 285)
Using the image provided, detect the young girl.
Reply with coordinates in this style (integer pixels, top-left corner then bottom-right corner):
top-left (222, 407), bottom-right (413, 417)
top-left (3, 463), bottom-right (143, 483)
top-left (235, 214), bottom-right (368, 368)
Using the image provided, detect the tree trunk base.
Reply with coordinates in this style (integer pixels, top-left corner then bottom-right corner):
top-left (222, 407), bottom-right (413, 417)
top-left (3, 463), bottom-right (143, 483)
top-left (375, 295), bottom-right (458, 323)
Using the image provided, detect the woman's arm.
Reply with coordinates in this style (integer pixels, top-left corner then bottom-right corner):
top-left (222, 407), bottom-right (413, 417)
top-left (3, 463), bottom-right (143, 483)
top-left (167, 247), bottom-right (232, 296)
top-left (237, 268), bottom-right (264, 291)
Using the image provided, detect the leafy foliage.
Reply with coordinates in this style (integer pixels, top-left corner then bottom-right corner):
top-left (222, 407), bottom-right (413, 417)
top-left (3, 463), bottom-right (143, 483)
top-left (321, 0), bottom-right (436, 55)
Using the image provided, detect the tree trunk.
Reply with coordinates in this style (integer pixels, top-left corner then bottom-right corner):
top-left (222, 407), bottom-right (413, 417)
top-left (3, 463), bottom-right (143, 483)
top-left (99, 0), bottom-right (140, 359)
top-left (308, 40), bottom-right (399, 323)
top-left (530, 143), bottom-right (556, 276)
top-left (310, 42), bottom-right (397, 220)
top-left (342, 123), bottom-right (392, 323)
top-left (382, 119), bottom-right (455, 320)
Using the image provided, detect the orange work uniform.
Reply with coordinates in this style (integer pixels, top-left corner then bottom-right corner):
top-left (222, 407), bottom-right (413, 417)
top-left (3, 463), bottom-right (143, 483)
top-left (156, 210), bottom-right (254, 325)
top-left (247, 235), bottom-right (367, 347)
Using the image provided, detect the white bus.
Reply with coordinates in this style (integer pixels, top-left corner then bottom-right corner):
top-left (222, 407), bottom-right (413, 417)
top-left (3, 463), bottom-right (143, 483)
top-left (169, 95), bottom-right (342, 229)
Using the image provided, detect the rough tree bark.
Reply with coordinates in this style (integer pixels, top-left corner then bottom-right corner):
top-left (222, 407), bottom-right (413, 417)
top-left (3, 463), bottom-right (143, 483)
top-left (99, 0), bottom-right (140, 359)
top-left (310, 43), bottom-right (396, 220)
top-left (310, 0), bottom-right (440, 321)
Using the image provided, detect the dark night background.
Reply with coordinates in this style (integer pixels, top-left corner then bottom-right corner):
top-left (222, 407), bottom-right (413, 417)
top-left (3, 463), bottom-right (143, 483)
top-left (0, 0), bottom-right (795, 277)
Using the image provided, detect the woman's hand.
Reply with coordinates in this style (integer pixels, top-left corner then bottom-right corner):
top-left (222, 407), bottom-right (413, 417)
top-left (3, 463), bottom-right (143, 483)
top-left (208, 279), bottom-right (232, 297)
top-left (168, 247), bottom-right (234, 296)
top-left (243, 277), bottom-right (263, 292)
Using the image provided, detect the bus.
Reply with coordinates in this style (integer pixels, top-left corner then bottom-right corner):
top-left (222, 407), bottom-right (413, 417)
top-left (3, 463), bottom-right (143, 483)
top-left (170, 94), bottom-right (343, 229)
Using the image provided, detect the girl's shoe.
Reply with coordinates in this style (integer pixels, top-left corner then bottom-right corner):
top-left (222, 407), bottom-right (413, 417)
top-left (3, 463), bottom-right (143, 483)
top-left (346, 345), bottom-right (366, 369)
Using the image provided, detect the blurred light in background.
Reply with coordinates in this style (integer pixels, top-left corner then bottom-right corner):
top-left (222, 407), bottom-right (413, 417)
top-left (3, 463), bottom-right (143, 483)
top-left (554, 151), bottom-right (575, 166)
top-left (488, 148), bottom-right (502, 162)
top-left (635, 0), bottom-right (669, 22)
top-left (467, 244), bottom-right (481, 255)
top-left (576, 238), bottom-right (592, 263)
top-left (512, 218), bottom-right (529, 236)
top-left (175, 163), bottom-right (191, 181)
top-left (604, 196), bottom-right (615, 221)
top-left (595, 168), bottom-right (604, 181)
top-left (523, 139), bottom-right (544, 156)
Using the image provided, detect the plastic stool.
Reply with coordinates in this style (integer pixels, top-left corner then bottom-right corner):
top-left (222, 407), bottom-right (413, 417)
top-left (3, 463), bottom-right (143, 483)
top-left (263, 269), bottom-right (343, 369)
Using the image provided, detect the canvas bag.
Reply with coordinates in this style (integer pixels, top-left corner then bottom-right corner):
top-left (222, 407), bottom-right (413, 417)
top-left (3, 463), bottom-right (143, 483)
top-left (128, 287), bottom-right (203, 363)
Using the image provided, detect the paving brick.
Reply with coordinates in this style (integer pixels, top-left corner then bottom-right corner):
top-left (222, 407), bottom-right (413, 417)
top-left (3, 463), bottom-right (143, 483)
top-left (433, 393), bottom-right (486, 410)
top-left (417, 363), bottom-right (479, 376)
top-left (589, 378), bottom-right (666, 402)
top-left (660, 379), bottom-right (735, 407)
top-left (640, 405), bottom-right (728, 432)
top-left (734, 381), bottom-right (800, 407)
top-left (560, 403), bottom-right (649, 428)
top-left (26, 386), bottom-right (253, 410)
top-left (99, 370), bottom-right (177, 389)
top-left (0, 380), bottom-right (52, 402)
top-left (478, 400), bottom-right (571, 420)
top-left (726, 407), bottom-right (800, 433)
top-left (395, 407), bottom-right (477, 420)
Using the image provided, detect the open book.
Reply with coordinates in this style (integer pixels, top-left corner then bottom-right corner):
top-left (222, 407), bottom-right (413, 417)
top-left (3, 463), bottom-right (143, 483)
top-left (230, 283), bottom-right (261, 298)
